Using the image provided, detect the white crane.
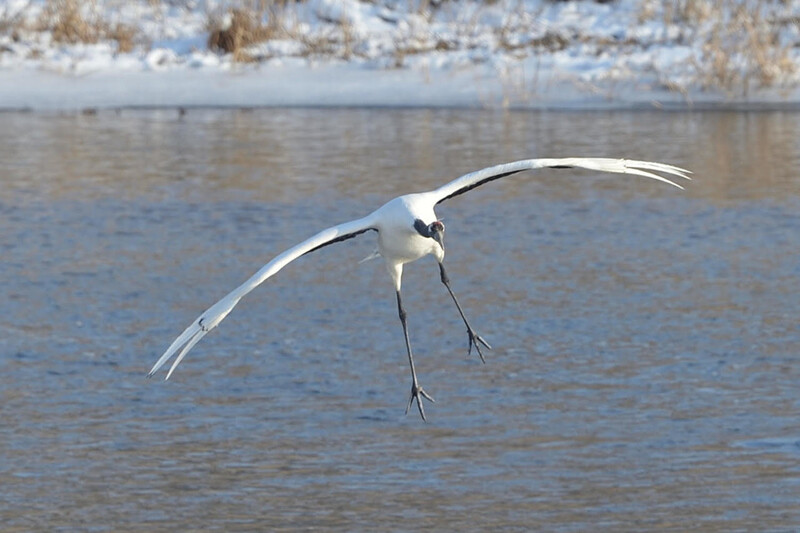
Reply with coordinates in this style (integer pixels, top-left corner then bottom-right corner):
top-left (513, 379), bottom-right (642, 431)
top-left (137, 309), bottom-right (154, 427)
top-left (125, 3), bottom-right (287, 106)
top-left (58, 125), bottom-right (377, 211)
top-left (148, 158), bottom-right (690, 419)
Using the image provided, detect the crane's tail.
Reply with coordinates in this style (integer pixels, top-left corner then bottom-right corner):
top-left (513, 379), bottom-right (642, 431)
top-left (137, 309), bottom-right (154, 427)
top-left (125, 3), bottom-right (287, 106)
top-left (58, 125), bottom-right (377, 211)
top-left (358, 249), bottom-right (381, 264)
top-left (147, 293), bottom-right (242, 380)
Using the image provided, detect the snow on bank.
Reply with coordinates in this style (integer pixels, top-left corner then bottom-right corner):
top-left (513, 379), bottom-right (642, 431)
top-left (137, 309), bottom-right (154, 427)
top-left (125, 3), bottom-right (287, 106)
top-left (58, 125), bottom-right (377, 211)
top-left (1, 0), bottom-right (799, 111)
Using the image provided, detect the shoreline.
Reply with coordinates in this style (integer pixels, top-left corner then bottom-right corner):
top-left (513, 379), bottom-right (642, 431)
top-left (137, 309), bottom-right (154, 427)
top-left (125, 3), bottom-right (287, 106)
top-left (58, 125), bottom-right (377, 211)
top-left (3, 64), bottom-right (800, 113)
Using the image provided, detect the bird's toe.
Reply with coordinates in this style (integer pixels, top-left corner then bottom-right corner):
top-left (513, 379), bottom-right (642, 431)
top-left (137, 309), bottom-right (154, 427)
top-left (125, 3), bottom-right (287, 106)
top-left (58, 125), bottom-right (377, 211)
top-left (406, 382), bottom-right (435, 420)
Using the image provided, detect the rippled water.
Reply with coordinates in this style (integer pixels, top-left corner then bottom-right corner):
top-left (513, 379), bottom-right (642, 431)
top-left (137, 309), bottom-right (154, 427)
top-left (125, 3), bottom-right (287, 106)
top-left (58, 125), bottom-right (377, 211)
top-left (2, 108), bottom-right (800, 531)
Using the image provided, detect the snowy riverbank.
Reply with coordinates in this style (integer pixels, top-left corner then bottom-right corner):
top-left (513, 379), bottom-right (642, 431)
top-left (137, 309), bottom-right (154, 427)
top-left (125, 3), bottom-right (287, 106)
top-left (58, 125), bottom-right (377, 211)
top-left (1, 0), bottom-right (799, 110)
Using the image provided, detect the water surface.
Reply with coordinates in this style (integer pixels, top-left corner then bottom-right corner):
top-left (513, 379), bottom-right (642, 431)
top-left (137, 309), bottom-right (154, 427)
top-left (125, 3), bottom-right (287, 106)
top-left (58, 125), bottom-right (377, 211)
top-left (2, 109), bottom-right (800, 531)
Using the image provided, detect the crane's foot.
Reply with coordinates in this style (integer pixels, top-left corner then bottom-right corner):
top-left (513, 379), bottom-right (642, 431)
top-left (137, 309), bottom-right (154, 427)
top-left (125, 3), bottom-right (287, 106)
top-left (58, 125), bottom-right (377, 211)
top-left (467, 330), bottom-right (492, 363)
top-left (405, 380), bottom-right (435, 421)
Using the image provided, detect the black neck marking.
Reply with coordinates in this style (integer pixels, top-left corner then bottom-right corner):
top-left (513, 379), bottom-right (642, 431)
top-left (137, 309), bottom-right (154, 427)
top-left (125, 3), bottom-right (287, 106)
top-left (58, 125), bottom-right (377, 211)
top-left (414, 219), bottom-right (431, 238)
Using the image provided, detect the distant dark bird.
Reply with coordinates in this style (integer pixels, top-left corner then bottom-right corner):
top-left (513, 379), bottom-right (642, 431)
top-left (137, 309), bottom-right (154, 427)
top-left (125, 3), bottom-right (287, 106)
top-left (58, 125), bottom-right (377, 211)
top-left (149, 158), bottom-right (690, 419)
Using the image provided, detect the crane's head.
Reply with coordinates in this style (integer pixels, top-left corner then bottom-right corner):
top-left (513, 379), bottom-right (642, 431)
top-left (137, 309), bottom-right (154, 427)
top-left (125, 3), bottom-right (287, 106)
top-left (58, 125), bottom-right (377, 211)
top-left (413, 218), bottom-right (445, 249)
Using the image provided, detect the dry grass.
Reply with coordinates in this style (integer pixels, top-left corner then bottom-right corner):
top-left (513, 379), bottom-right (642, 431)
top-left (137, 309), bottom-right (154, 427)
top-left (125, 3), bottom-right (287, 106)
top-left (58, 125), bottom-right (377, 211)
top-left (300, 29), bottom-right (349, 59)
top-left (701, 2), bottom-right (795, 93)
top-left (0, 2), bottom-right (29, 38)
top-left (207, 6), bottom-right (281, 62)
top-left (207, 1), bottom-right (364, 62)
top-left (34, 0), bottom-right (138, 53)
top-left (652, 0), bottom-right (798, 95)
top-left (38, 0), bottom-right (103, 44)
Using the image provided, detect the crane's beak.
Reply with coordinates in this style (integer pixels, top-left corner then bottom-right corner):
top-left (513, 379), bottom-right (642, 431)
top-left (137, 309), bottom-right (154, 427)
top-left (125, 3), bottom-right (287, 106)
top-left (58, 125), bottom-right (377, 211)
top-left (430, 221), bottom-right (445, 249)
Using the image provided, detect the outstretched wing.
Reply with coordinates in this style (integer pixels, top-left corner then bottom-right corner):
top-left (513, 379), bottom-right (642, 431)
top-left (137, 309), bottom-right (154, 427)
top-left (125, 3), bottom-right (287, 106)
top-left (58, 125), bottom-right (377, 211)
top-left (431, 158), bottom-right (691, 205)
top-left (148, 215), bottom-right (378, 379)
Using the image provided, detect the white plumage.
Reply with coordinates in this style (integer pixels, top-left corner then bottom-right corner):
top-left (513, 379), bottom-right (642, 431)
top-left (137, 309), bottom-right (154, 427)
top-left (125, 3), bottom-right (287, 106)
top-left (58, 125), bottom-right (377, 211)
top-left (148, 157), bottom-right (690, 419)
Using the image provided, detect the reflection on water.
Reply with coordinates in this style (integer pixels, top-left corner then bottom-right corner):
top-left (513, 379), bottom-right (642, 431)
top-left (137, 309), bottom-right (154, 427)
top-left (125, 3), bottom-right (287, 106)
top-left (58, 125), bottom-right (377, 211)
top-left (1, 109), bottom-right (800, 530)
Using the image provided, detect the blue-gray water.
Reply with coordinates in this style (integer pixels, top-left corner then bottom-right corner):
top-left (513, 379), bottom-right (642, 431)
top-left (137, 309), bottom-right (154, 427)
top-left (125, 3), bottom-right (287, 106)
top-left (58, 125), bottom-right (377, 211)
top-left (2, 108), bottom-right (800, 531)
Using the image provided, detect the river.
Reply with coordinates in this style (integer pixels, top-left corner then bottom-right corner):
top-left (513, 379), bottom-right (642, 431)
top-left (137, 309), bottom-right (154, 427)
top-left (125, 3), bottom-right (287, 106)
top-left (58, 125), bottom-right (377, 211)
top-left (2, 108), bottom-right (800, 531)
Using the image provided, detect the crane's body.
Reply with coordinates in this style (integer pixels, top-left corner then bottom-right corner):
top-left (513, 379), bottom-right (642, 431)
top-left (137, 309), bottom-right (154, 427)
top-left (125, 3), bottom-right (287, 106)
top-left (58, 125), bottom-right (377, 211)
top-left (148, 158), bottom-right (691, 419)
top-left (373, 194), bottom-right (444, 287)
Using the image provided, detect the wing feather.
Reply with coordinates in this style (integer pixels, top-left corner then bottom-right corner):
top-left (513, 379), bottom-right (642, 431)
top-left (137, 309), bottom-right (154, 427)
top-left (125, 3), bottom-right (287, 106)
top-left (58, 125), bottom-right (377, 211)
top-left (148, 215), bottom-right (377, 379)
top-left (432, 158), bottom-right (691, 205)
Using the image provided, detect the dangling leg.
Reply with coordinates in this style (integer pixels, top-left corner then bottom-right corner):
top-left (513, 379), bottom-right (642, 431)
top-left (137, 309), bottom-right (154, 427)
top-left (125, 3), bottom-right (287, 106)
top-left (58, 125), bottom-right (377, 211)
top-left (438, 262), bottom-right (492, 363)
top-left (396, 290), bottom-right (434, 420)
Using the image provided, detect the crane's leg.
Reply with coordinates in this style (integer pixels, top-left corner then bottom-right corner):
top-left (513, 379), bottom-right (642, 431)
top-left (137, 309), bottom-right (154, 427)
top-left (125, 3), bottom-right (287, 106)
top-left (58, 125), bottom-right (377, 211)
top-left (396, 290), bottom-right (434, 420)
top-left (438, 263), bottom-right (492, 363)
